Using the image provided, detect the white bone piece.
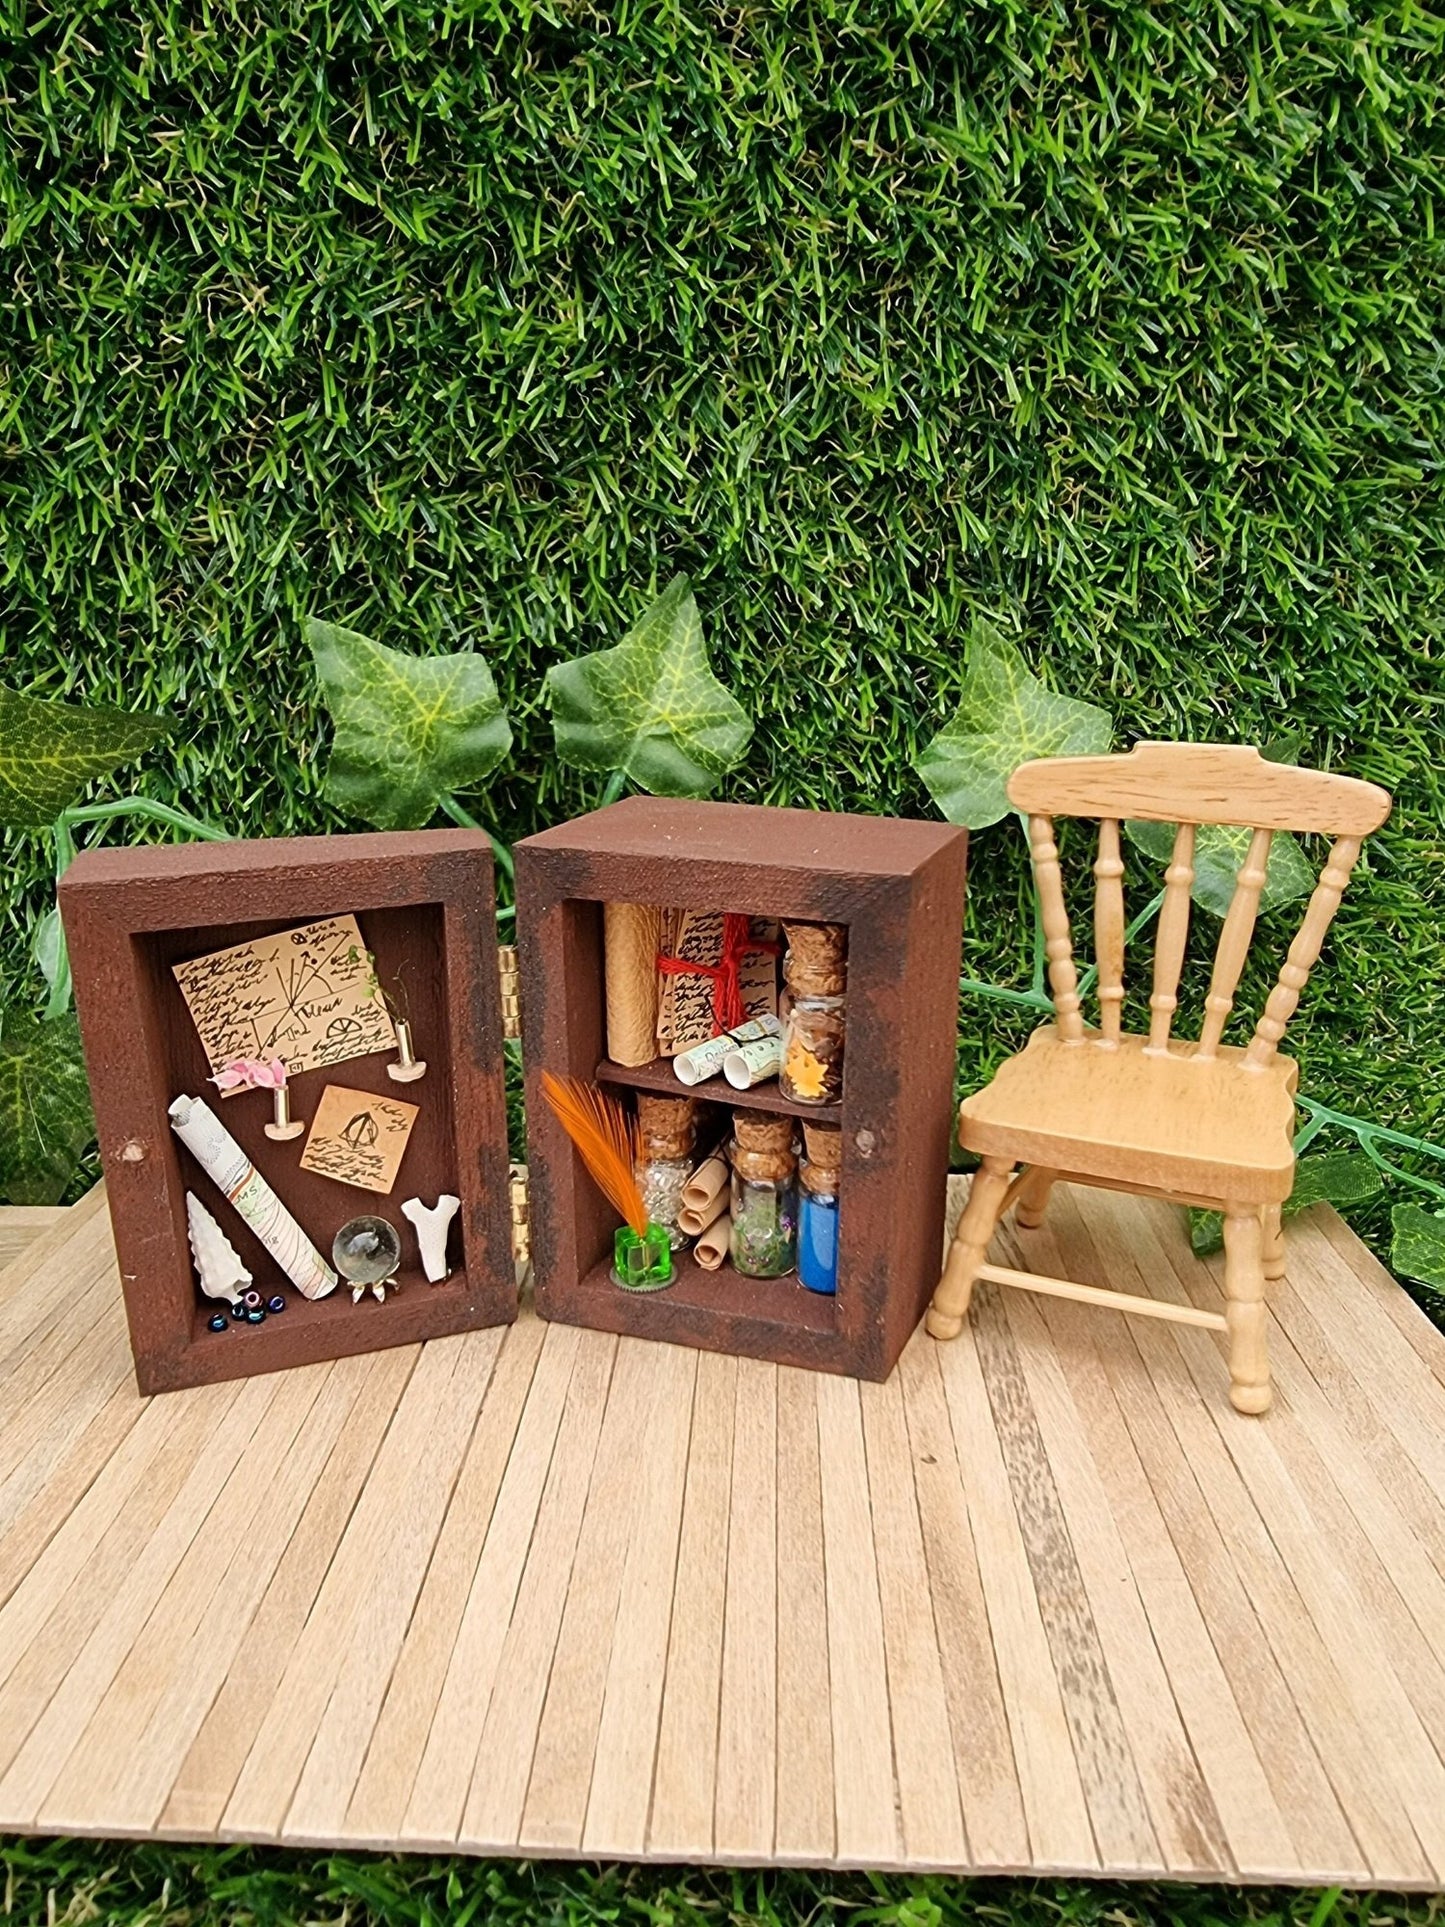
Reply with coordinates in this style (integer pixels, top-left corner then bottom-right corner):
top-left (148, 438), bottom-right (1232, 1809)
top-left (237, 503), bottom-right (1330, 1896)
top-left (185, 1191), bottom-right (253, 1307)
top-left (402, 1193), bottom-right (460, 1283)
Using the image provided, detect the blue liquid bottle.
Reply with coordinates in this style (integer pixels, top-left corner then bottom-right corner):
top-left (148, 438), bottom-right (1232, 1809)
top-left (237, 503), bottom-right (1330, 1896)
top-left (797, 1159), bottom-right (838, 1295)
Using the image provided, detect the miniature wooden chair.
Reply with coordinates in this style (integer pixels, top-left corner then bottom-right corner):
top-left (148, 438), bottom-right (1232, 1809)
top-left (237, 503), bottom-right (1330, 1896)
top-left (927, 743), bottom-right (1392, 1413)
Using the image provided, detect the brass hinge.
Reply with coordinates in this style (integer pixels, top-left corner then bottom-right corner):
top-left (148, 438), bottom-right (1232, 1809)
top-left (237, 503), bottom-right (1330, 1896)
top-left (509, 1162), bottom-right (530, 1269)
top-left (498, 943), bottom-right (521, 1041)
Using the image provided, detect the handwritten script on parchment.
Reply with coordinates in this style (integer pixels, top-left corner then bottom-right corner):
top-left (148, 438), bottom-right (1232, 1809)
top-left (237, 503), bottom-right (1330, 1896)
top-left (298, 1084), bottom-right (419, 1194)
top-left (173, 914), bottom-right (397, 1086)
top-left (655, 911), bottom-right (779, 1056)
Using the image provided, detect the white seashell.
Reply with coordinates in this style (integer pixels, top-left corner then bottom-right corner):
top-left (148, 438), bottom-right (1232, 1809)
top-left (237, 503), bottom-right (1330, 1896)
top-left (186, 1192), bottom-right (253, 1307)
top-left (401, 1194), bottom-right (461, 1283)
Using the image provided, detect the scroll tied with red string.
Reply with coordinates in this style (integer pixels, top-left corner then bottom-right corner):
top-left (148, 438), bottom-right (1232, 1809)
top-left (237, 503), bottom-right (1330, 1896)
top-left (655, 911), bottom-right (780, 1055)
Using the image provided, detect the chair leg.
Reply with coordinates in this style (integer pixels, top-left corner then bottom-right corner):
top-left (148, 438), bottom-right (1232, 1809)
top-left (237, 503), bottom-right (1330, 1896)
top-left (1014, 1166), bottom-right (1057, 1230)
top-left (1223, 1203), bottom-right (1271, 1415)
top-left (927, 1157), bottom-right (1015, 1341)
top-left (1263, 1203), bottom-right (1286, 1288)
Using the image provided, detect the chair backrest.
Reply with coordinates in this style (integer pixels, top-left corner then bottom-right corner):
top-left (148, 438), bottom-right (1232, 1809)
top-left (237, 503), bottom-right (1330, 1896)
top-left (1006, 743), bottom-right (1392, 1067)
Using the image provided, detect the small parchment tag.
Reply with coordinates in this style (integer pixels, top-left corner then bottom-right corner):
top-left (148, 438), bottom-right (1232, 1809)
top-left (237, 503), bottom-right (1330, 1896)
top-left (298, 1084), bottom-right (419, 1194)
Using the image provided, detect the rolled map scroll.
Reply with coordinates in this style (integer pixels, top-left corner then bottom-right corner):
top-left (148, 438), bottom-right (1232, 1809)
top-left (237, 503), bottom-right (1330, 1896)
top-left (678, 1155), bottom-right (729, 1236)
top-left (604, 902), bottom-right (662, 1067)
top-left (693, 1213), bottom-right (731, 1272)
top-left (169, 1095), bottom-right (338, 1299)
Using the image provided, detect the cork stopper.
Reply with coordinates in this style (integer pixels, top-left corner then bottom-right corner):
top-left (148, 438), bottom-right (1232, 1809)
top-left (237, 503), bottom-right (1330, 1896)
top-left (800, 1156), bottom-right (838, 1196)
top-left (802, 1120), bottom-right (842, 1174)
top-left (782, 919), bottom-right (847, 997)
top-left (731, 1140), bottom-right (797, 1185)
top-left (732, 1109), bottom-right (795, 1154)
top-left (636, 1092), bottom-right (696, 1159)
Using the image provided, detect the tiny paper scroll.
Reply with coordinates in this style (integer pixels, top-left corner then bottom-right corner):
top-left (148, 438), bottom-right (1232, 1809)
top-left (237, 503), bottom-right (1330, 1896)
top-left (603, 903), bottom-right (662, 1067)
top-left (173, 914), bottom-right (396, 1087)
top-left (673, 1014), bottom-right (781, 1087)
top-left (169, 1095), bottom-right (337, 1298)
top-left (694, 1213), bottom-right (731, 1271)
top-left (299, 1084), bottom-right (419, 1195)
top-left (678, 1155), bottom-right (728, 1237)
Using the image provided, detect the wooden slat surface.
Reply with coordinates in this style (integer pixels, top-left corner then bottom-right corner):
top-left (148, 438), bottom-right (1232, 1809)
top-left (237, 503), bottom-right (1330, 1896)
top-left (2, 1182), bottom-right (1445, 1886)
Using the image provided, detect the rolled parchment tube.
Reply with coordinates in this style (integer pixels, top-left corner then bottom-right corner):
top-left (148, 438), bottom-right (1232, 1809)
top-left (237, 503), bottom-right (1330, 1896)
top-left (169, 1095), bottom-right (338, 1299)
top-left (674, 1014), bottom-right (782, 1087)
top-left (604, 902), bottom-right (662, 1067)
top-left (723, 1034), bottom-right (784, 1089)
top-left (694, 1213), bottom-right (731, 1271)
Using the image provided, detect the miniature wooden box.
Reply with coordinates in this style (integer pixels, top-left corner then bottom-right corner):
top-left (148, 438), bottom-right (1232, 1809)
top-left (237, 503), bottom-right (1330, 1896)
top-left (60, 831), bottom-right (516, 1394)
top-left (515, 799), bottom-right (968, 1380)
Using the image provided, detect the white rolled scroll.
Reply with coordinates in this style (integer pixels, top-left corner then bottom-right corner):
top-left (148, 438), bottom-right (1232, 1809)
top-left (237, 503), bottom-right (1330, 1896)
top-left (169, 1094), bottom-right (337, 1299)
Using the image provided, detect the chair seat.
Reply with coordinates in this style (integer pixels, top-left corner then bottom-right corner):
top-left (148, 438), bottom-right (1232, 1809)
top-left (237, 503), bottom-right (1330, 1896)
top-left (959, 1025), bottom-right (1300, 1205)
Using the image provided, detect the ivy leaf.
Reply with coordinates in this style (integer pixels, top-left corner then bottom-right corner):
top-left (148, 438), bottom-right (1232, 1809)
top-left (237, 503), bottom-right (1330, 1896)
top-left (1126, 816), bottom-right (1316, 919)
top-left (914, 628), bottom-right (1112, 829)
top-left (545, 576), bottom-right (752, 797)
top-left (1391, 1203), bottom-right (1445, 1294)
top-left (0, 686), bottom-right (170, 830)
top-left (31, 908), bottom-right (71, 1008)
top-left (0, 1012), bottom-right (95, 1205)
top-left (307, 619), bottom-right (513, 832)
top-left (1189, 1150), bottom-right (1385, 1256)
top-left (1125, 733), bottom-right (1316, 919)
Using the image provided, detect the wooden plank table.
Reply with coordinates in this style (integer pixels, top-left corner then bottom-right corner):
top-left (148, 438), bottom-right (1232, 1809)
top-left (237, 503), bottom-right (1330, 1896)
top-left (2, 1180), bottom-right (1444, 1886)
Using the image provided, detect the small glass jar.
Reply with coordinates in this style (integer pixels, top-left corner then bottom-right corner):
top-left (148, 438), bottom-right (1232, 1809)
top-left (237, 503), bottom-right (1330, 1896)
top-left (637, 1155), bottom-right (691, 1250)
top-left (729, 1140), bottom-right (798, 1278)
top-left (797, 1158), bottom-right (839, 1295)
top-left (780, 991), bottom-right (846, 1105)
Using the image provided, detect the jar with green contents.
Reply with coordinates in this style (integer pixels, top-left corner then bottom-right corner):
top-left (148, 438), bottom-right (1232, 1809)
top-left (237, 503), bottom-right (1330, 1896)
top-left (729, 1142), bottom-right (798, 1278)
top-left (727, 1109), bottom-right (798, 1278)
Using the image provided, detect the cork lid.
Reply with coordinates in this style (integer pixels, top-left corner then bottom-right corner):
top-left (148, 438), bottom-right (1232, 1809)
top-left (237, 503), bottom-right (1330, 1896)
top-left (732, 1109), bottom-right (795, 1154)
top-left (636, 1092), bottom-right (697, 1158)
top-left (782, 919), bottom-right (847, 996)
top-left (731, 1140), bottom-right (797, 1185)
top-left (802, 1119), bottom-right (842, 1172)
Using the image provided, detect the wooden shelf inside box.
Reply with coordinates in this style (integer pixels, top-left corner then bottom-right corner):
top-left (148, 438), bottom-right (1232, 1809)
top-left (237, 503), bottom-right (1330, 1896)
top-left (579, 1247), bottom-right (836, 1336)
top-left (595, 1056), bottom-right (842, 1124)
top-left (187, 1267), bottom-right (476, 1368)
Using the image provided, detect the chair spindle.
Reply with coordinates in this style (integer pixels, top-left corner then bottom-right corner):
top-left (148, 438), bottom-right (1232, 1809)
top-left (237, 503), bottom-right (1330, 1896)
top-left (1197, 826), bottom-right (1273, 1060)
top-left (1029, 813), bottom-right (1085, 1041)
top-left (1245, 837), bottom-right (1362, 1068)
top-left (1147, 822), bottom-right (1196, 1054)
top-left (1093, 818), bottom-right (1125, 1045)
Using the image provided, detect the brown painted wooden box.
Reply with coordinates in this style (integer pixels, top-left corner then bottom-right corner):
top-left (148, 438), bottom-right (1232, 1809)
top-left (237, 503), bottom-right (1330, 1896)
top-left (515, 798), bottom-right (969, 1381)
top-left (59, 831), bottom-right (515, 1394)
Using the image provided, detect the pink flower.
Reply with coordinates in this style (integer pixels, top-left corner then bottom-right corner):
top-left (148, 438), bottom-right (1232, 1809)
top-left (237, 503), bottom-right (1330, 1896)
top-left (211, 1056), bottom-right (288, 1092)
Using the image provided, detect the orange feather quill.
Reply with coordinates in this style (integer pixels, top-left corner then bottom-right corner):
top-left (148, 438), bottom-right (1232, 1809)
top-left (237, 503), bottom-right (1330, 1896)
top-left (540, 1073), bottom-right (647, 1237)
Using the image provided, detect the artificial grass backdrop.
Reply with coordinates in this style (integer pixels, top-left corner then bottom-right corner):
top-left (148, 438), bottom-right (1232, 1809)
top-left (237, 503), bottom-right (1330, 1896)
top-left (2, 4), bottom-right (1444, 1913)
top-left (3, 0), bottom-right (1444, 1164)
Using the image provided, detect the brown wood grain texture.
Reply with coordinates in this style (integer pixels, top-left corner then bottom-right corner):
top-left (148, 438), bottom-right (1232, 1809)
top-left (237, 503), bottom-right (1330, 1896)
top-left (515, 798), bottom-right (968, 1379)
top-left (59, 831), bottom-right (515, 1392)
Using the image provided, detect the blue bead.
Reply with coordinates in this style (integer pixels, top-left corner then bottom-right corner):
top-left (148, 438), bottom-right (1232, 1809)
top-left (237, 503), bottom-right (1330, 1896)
top-left (208, 1313), bottom-right (229, 1332)
top-left (267, 1295), bottom-right (286, 1313)
top-left (246, 1307), bottom-right (266, 1324)
top-left (229, 1302), bottom-right (248, 1321)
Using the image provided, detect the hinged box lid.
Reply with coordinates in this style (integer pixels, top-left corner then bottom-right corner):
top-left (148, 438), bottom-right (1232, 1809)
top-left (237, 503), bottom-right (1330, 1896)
top-left (60, 829), bottom-right (516, 1393)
